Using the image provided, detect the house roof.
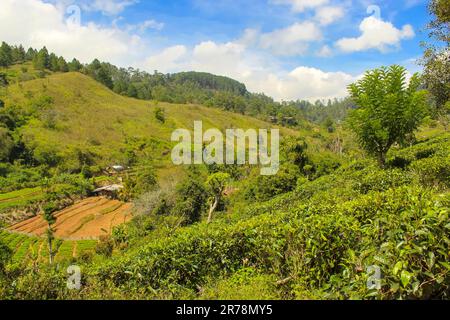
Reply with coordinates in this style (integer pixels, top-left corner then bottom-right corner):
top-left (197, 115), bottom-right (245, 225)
top-left (93, 184), bottom-right (124, 193)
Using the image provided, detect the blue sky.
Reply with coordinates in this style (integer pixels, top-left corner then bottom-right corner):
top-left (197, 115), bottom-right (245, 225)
top-left (0, 0), bottom-right (432, 101)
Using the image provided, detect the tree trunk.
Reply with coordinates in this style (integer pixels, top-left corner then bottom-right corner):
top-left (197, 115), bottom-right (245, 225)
top-left (207, 196), bottom-right (219, 224)
top-left (47, 228), bottom-right (53, 265)
top-left (377, 152), bottom-right (386, 168)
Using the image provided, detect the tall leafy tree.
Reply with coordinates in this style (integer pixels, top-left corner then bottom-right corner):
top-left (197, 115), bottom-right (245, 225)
top-left (421, 0), bottom-right (450, 116)
top-left (347, 65), bottom-right (428, 167)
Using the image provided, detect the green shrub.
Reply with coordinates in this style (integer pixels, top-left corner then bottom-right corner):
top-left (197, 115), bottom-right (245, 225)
top-left (410, 156), bottom-right (450, 188)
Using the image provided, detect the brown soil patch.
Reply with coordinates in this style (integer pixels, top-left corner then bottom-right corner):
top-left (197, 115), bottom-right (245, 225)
top-left (8, 197), bottom-right (133, 240)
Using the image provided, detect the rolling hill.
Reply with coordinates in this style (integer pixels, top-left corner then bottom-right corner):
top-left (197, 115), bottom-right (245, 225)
top-left (2, 71), bottom-right (298, 177)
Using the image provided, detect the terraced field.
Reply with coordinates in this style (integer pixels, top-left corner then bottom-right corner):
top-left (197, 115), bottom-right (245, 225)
top-left (8, 197), bottom-right (133, 240)
top-left (0, 187), bottom-right (45, 211)
top-left (0, 230), bottom-right (97, 263)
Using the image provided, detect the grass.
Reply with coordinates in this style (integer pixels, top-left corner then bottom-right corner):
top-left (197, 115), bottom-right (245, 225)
top-left (0, 187), bottom-right (45, 211)
top-left (99, 203), bottom-right (123, 216)
top-left (2, 71), bottom-right (299, 178)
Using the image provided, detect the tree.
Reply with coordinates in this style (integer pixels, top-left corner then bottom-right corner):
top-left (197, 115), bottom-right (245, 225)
top-left (25, 47), bottom-right (37, 61)
top-left (43, 203), bottom-right (57, 264)
top-left (421, 0), bottom-right (450, 116)
top-left (205, 172), bottom-right (230, 224)
top-left (427, 0), bottom-right (450, 43)
top-left (0, 127), bottom-right (14, 162)
top-left (68, 58), bottom-right (82, 72)
top-left (347, 65), bottom-right (428, 167)
top-left (97, 66), bottom-right (114, 89)
top-left (121, 166), bottom-right (158, 200)
top-left (173, 172), bottom-right (207, 224)
top-left (48, 53), bottom-right (59, 72)
top-left (0, 42), bottom-right (12, 67)
top-left (57, 56), bottom-right (68, 72)
top-left (11, 45), bottom-right (25, 63)
top-left (34, 47), bottom-right (49, 70)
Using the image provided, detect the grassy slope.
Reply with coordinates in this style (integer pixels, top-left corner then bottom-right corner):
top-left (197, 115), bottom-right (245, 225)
top-left (2, 71), bottom-right (299, 179)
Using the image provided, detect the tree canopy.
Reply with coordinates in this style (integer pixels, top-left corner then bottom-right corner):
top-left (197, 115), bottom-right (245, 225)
top-left (347, 65), bottom-right (428, 167)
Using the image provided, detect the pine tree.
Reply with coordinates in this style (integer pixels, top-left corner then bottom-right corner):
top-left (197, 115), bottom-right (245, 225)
top-left (57, 56), bottom-right (68, 72)
top-left (25, 47), bottom-right (37, 61)
top-left (0, 42), bottom-right (13, 67)
top-left (33, 47), bottom-right (50, 70)
top-left (49, 53), bottom-right (59, 72)
top-left (11, 45), bottom-right (25, 63)
top-left (68, 58), bottom-right (82, 72)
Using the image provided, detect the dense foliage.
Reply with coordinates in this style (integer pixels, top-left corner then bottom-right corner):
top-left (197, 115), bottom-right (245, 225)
top-left (347, 65), bottom-right (428, 167)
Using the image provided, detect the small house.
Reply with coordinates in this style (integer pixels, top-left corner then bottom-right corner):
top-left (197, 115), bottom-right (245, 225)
top-left (93, 184), bottom-right (123, 199)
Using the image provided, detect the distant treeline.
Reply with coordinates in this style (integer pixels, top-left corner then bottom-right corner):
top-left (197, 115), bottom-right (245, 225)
top-left (0, 41), bottom-right (354, 127)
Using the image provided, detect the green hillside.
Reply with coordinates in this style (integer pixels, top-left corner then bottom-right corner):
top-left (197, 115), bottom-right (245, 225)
top-left (0, 52), bottom-right (448, 301)
top-left (3, 72), bottom-right (295, 169)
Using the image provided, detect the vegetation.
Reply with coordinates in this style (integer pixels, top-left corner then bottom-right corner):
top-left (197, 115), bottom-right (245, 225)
top-left (347, 65), bottom-right (428, 167)
top-left (0, 1), bottom-right (448, 300)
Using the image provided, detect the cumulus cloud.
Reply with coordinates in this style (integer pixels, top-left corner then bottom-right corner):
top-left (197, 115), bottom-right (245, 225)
top-left (259, 22), bottom-right (323, 56)
top-left (86, 0), bottom-right (137, 15)
top-left (236, 22), bottom-right (323, 57)
top-left (144, 45), bottom-right (187, 72)
top-left (335, 16), bottom-right (415, 53)
top-left (0, 0), bottom-right (146, 65)
top-left (314, 5), bottom-right (345, 25)
top-left (50, 0), bottom-right (137, 15)
top-left (271, 0), bottom-right (329, 12)
top-left (1, 0), bottom-right (359, 101)
top-left (317, 45), bottom-right (333, 57)
top-left (142, 39), bottom-right (355, 101)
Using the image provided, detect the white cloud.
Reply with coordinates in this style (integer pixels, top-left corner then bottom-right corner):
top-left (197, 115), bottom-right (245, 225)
top-left (283, 67), bottom-right (355, 100)
top-left (86, 0), bottom-right (137, 15)
top-left (271, 0), bottom-right (329, 12)
top-left (314, 5), bottom-right (345, 25)
top-left (0, 0), bottom-right (146, 65)
top-left (128, 19), bottom-right (165, 32)
top-left (145, 45), bottom-right (187, 72)
top-left (317, 45), bottom-right (333, 57)
top-left (335, 16), bottom-right (415, 53)
top-left (142, 39), bottom-right (356, 101)
top-left (259, 22), bottom-right (323, 56)
top-left (0, 0), bottom-right (359, 101)
top-left (51, 0), bottom-right (137, 15)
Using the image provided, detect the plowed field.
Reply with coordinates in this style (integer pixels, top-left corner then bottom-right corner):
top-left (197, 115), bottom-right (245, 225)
top-left (8, 197), bottom-right (132, 240)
